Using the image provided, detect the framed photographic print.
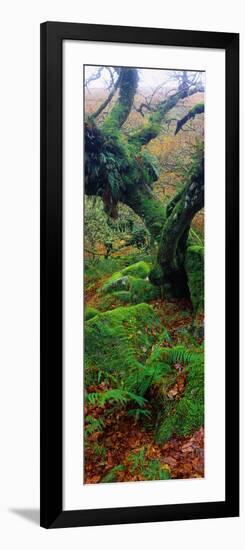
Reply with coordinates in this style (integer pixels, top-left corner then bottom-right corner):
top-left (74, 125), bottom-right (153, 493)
top-left (40, 22), bottom-right (239, 528)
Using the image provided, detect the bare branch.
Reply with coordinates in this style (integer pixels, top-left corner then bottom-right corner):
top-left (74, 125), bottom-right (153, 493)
top-left (85, 67), bottom-right (104, 93)
top-left (91, 70), bottom-right (122, 120)
top-left (175, 103), bottom-right (204, 135)
top-left (128, 78), bottom-right (204, 148)
top-left (134, 80), bottom-right (170, 116)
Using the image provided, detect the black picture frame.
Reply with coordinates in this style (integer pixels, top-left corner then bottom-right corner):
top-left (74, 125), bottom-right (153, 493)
top-left (40, 21), bottom-right (239, 529)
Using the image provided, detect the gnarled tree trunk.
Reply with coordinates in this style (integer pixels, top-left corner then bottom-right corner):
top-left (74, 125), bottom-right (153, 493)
top-left (85, 66), bottom-right (205, 303)
top-left (150, 145), bottom-right (204, 296)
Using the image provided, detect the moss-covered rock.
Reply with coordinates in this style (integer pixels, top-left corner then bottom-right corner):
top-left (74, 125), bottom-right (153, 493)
top-left (120, 260), bottom-right (150, 279)
top-left (102, 261), bottom-right (151, 293)
top-left (104, 275), bottom-right (131, 293)
top-left (85, 303), bottom-right (162, 385)
top-left (113, 277), bottom-right (160, 304)
top-left (185, 245), bottom-right (204, 313)
top-left (84, 306), bottom-right (99, 321)
top-left (101, 260), bottom-right (159, 305)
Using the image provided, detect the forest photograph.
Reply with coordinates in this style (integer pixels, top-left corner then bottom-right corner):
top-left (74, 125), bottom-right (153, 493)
top-left (84, 64), bottom-right (205, 484)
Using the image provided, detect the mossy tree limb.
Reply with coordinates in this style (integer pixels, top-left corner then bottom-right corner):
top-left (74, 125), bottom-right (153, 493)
top-left (128, 81), bottom-right (204, 149)
top-left (175, 102), bottom-right (204, 135)
top-left (85, 68), bottom-right (203, 239)
top-left (150, 144), bottom-right (204, 295)
top-left (101, 68), bottom-right (139, 131)
top-left (124, 182), bottom-right (166, 240)
top-left (84, 120), bottom-right (165, 238)
top-left (185, 245), bottom-right (204, 314)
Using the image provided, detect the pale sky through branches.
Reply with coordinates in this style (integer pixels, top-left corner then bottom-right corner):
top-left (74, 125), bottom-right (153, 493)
top-left (84, 65), bottom-right (205, 92)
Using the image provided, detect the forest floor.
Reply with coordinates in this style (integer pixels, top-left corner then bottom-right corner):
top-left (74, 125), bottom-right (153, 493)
top-left (84, 251), bottom-right (204, 484)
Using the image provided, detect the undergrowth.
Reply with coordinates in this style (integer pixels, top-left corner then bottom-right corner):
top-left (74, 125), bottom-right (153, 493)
top-left (84, 253), bottom-right (204, 483)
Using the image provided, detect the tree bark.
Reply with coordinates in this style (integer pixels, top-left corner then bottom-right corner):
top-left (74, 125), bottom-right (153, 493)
top-left (124, 182), bottom-right (165, 240)
top-left (149, 146), bottom-right (204, 296)
top-left (101, 68), bottom-right (139, 131)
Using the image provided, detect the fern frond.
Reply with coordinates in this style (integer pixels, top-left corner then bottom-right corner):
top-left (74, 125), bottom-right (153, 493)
top-left (85, 415), bottom-right (104, 435)
top-left (86, 388), bottom-right (147, 408)
top-left (161, 345), bottom-right (195, 366)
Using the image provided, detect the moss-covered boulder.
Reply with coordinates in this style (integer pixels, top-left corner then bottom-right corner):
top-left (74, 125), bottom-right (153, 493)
top-left (102, 261), bottom-right (150, 293)
top-left (185, 245), bottom-right (204, 313)
top-left (101, 261), bottom-right (158, 305)
top-left (84, 306), bottom-right (99, 321)
top-left (85, 303), bottom-right (163, 385)
top-left (112, 277), bottom-right (160, 304)
top-left (121, 260), bottom-right (150, 278)
top-left (103, 275), bottom-right (131, 293)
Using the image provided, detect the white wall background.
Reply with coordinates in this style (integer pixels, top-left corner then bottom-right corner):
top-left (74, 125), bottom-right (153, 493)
top-left (0, 1), bottom-right (243, 548)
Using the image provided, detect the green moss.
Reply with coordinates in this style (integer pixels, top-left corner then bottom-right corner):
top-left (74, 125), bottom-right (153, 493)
top-left (155, 347), bottom-right (204, 443)
top-left (102, 261), bottom-right (151, 292)
top-left (86, 113), bottom-right (166, 240)
top-left (85, 256), bottom-right (129, 286)
top-left (128, 122), bottom-right (161, 147)
top-left (189, 102), bottom-right (204, 116)
top-left (125, 185), bottom-right (166, 241)
top-left (103, 275), bottom-right (131, 294)
top-left (101, 103), bottom-right (126, 133)
top-left (112, 276), bottom-right (160, 304)
top-left (121, 261), bottom-right (150, 278)
top-left (101, 68), bottom-right (139, 132)
top-left (101, 261), bottom-right (159, 304)
top-left (139, 198), bottom-right (166, 240)
top-left (127, 90), bottom-right (189, 149)
top-left (84, 306), bottom-right (99, 321)
top-left (128, 277), bottom-right (159, 303)
top-left (110, 290), bottom-right (131, 303)
top-left (185, 245), bottom-right (204, 313)
top-left (85, 303), bottom-right (162, 386)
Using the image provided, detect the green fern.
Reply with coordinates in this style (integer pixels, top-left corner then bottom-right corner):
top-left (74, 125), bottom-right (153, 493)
top-left (101, 464), bottom-right (125, 483)
top-left (156, 350), bottom-right (204, 444)
top-left (86, 389), bottom-right (147, 408)
top-left (126, 391), bottom-right (147, 407)
top-left (160, 345), bottom-right (195, 366)
top-left (85, 415), bottom-right (104, 435)
top-left (128, 449), bottom-right (171, 481)
top-left (86, 389), bottom-right (127, 407)
top-left (128, 448), bottom-right (146, 473)
top-left (127, 408), bottom-right (152, 420)
top-left (144, 459), bottom-right (171, 481)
